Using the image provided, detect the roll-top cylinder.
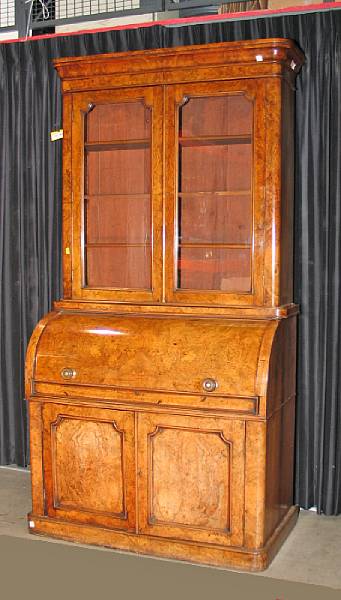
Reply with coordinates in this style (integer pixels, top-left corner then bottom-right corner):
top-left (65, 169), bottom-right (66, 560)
top-left (27, 311), bottom-right (277, 399)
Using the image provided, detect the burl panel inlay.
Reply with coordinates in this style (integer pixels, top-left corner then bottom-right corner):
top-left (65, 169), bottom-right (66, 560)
top-left (42, 404), bottom-right (136, 531)
top-left (138, 413), bottom-right (245, 547)
top-left (149, 427), bottom-right (231, 531)
top-left (52, 417), bottom-right (124, 515)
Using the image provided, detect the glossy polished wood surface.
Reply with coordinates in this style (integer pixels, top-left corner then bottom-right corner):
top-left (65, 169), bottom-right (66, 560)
top-left (137, 413), bottom-right (245, 547)
top-left (42, 403), bottom-right (136, 531)
top-left (32, 312), bottom-right (275, 398)
top-left (56, 39), bottom-right (304, 309)
top-left (54, 39), bottom-right (304, 91)
top-left (26, 39), bottom-right (304, 572)
top-left (27, 308), bottom-right (298, 568)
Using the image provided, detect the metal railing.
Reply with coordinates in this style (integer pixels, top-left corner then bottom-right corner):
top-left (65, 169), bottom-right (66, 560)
top-left (0, 0), bottom-right (248, 37)
top-left (30, 0), bottom-right (163, 28)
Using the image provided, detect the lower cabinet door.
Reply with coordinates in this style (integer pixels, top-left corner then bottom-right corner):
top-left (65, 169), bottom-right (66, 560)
top-left (137, 412), bottom-right (245, 546)
top-left (42, 403), bottom-right (136, 531)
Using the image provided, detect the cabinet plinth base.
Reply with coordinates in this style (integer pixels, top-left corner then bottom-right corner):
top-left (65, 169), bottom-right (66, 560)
top-left (27, 505), bottom-right (299, 572)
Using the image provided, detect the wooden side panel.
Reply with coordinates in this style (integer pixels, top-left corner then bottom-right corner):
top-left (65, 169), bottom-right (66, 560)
top-left (264, 396), bottom-right (296, 542)
top-left (263, 78), bottom-right (282, 307)
top-left (28, 401), bottom-right (44, 516)
top-left (263, 78), bottom-right (295, 307)
top-left (266, 316), bottom-right (297, 417)
top-left (279, 79), bottom-right (295, 305)
top-left (244, 420), bottom-right (266, 549)
top-left (138, 412), bottom-right (245, 546)
top-left (261, 317), bottom-right (297, 541)
top-left (278, 397), bottom-right (296, 516)
top-left (42, 403), bottom-right (136, 531)
top-left (25, 310), bottom-right (59, 400)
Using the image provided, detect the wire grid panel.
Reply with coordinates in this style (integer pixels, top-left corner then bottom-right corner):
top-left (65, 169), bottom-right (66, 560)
top-left (31, 0), bottom-right (141, 22)
top-left (166, 0), bottom-right (239, 9)
top-left (0, 0), bottom-right (15, 27)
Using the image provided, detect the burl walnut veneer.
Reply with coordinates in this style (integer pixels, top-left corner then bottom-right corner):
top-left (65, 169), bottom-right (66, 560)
top-left (26, 39), bottom-right (304, 571)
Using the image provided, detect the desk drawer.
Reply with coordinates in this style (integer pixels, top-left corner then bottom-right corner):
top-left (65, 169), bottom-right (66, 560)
top-left (33, 380), bottom-right (259, 415)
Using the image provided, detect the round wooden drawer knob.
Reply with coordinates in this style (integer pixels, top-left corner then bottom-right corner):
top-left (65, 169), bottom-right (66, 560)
top-left (202, 378), bottom-right (218, 392)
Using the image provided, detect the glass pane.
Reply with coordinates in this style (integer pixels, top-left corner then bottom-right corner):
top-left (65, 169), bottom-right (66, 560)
top-left (180, 144), bottom-right (251, 193)
top-left (83, 101), bottom-right (152, 290)
top-left (181, 95), bottom-right (252, 137)
top-left (86, 148), bottom-right (150, 196)
top-left (179, 194), bottom-right (251, 245)
top-left (177, 94), bottom-right (253, 293)
top-left (87, 246), bottom-right (151, 289)
top-left (178, 248), bottom-right (251, 292)
top-left (86, 196), bottom-right (150, 245)
top-left (87, 101), bottom-right (151, 142)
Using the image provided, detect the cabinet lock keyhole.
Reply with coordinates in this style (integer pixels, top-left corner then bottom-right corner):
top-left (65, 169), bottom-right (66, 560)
top-left (202, 378), bottom-right (218, 392)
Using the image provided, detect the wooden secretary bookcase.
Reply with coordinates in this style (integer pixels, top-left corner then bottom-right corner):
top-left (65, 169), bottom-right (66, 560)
top-left (26, 39), bottom-right (304, 571)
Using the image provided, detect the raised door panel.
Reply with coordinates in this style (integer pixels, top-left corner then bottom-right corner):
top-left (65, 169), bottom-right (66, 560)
top-left (138, 413), bottom-right (245, 546)
top-left (68, 86), bottom-right (163, 303)
top-left (164, 80), bottom-right (267, 307)
top-left (42, 403), bottom-right (136, 531)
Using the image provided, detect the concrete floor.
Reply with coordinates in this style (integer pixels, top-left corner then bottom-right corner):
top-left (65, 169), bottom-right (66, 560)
top-left (0, 466), bottom-right (340, 590)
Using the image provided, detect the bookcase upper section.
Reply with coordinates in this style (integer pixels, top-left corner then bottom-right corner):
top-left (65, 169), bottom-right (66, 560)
top-left (54, 39), bottom-right (304, 313)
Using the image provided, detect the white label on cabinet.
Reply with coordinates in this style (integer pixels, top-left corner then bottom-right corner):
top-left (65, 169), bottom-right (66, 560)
top-left (50, 129), bottom-right (64, 141)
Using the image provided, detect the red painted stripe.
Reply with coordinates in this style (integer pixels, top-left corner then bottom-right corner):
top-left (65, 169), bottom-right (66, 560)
top-left (1, 2), bottom-right (340, 45)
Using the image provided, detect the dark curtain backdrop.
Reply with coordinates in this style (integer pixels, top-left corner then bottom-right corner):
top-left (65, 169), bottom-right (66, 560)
top-left (0, 10), bottom-right (340, 515)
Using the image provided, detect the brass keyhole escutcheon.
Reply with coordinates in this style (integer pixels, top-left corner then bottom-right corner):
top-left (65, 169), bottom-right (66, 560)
top-left (61, 367), bottom-right (77, 380)
top-left (202, 378), bottom-right (218, 392)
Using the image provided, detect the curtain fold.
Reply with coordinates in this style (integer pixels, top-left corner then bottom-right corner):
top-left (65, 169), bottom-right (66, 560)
top-left (0, 11), bottom-right (340, 514)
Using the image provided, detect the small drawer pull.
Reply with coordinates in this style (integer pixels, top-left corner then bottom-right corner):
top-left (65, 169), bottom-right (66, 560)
top-left (61, 367), bottom-right (76, 380)
top-left (202, 378), bottom-right (218, 392)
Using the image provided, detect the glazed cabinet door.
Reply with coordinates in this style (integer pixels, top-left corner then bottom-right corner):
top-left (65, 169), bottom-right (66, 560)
top-left (42, 403), bottom-right (136, 531)
top-left (137, 412), bottom-right (245, 546)
top-left (66, 86), bottom-right (163, 302)
top-left (164, 80), bottom-right (267, 307)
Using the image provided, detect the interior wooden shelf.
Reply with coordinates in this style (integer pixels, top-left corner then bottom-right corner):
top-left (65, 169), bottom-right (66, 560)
top-left (178, 242), bottom-right (251, 249)
top-left (86, 242), bottom-right (151, 248)
top-left (178, 191), bottom-right (251, 197)
top-left (84, 193), bottom-right (150, 199)
top-left (179, 134), bottom-right (252, 147)
top-left (85, 139), bottom-right (150, 151)
top-left (85, 192), bottom-right (251, 199)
